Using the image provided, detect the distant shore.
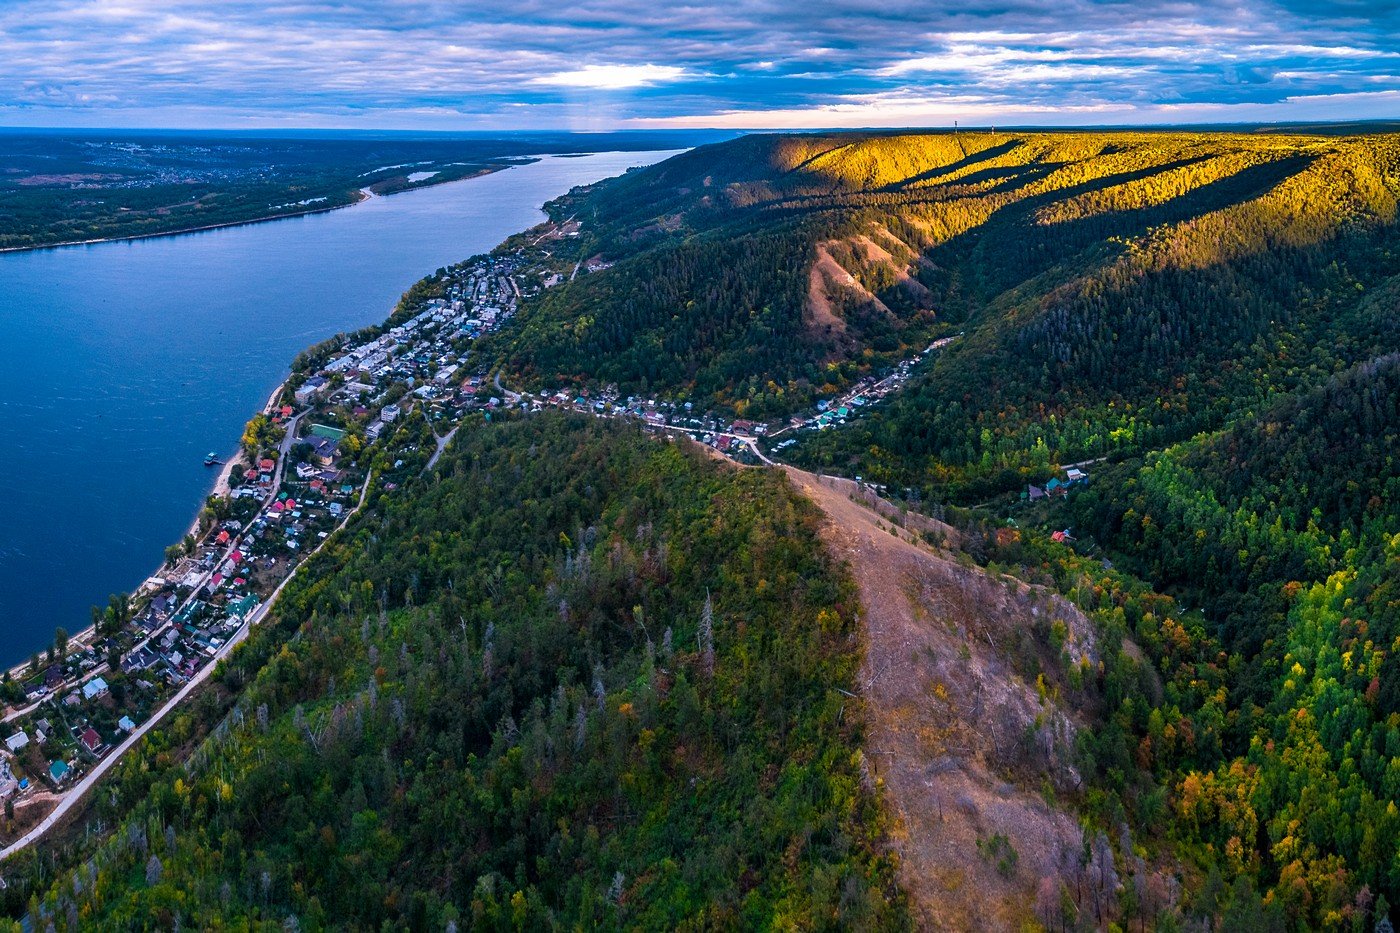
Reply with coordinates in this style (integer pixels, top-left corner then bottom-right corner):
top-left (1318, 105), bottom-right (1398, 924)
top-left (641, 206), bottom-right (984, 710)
top-left (0, 165), bottom-right (504, 255)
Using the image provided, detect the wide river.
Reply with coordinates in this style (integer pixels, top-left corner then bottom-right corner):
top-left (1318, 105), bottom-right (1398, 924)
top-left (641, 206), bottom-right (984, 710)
top-left (0, 149), bottom-right (678, 667)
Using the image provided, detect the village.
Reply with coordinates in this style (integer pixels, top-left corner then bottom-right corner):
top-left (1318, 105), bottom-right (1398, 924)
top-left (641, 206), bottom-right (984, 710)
top-left (0, 252), bottom-right (531, 832)
top-left (0, 233), bottom-right (1084, 845)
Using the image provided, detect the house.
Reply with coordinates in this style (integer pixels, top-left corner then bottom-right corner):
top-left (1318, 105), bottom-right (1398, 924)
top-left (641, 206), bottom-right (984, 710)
top-left (5, 731), bottom-right (28, 753)
top-left (122, 646), bottom-right (158, 673)
top-left (296, 461), bottom-right (317, 479)
top-left (1065, 467), bottom-right (1087, 483)
top-left (380, 403), bottom-right (400, 423)
top-left (258, 458), bottom-right (276, 473)
top-left (1045, 478), bottom-right (1065, 496)
top-left (294, 376), bottom-right (328, 404)
top-left (80, 728), bottom-right (101, 754)
top-left (307, 435), bottom-right (339, 466)
top-left (1027, 485), bottom-right (1046, 501)
top-left (82, 676), bottom-right (109, 700)
top-left (48, 760), bottom-right (70, 785)
top-left (118, 716), bottom-right (136, 733)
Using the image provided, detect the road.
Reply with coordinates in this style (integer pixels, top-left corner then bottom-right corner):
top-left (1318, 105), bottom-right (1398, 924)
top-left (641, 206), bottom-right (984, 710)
top-left (425, 425), bottom-right (459, 471)
top-left (492, 371), bottom-right (521, 404)
top-left (0, 395), bottom-right (302, 725)
top-left (0, 471), bottom-right (371, 864)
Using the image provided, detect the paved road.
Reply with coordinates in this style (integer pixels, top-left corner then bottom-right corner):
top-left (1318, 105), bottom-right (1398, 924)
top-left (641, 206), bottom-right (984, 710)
top-left (492, 371), bottom-right (521, 404)
top-left (425, 425), bottom-right (459, 471)
top-left (0, 470), bottom-right (370, 864)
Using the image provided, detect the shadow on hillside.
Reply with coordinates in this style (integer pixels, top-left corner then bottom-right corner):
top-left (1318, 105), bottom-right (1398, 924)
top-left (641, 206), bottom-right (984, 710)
top-left (887, 139), bottom-right (1026, 191)
top-left (928, 153), bottom-right (1316, 298)
top-left (943, 160), bottom-right (1068, 194)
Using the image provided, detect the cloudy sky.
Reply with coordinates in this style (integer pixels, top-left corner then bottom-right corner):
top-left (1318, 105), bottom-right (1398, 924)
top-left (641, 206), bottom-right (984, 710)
top-left (2, 0), bottom-right (1397, 129)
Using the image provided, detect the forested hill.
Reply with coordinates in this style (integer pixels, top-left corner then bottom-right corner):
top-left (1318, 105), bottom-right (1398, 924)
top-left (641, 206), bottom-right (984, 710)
top-left (5, 415), bottom-right (905, 930)
top-left (484, 129), bottom-right (1400, 926)
top-left (496, 130), bottom-right (1399, 494)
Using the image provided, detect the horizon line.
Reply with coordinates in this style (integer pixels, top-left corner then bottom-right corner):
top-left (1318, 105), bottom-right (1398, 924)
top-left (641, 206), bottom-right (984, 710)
top-left (2, 117), bottom-right (1399, 137)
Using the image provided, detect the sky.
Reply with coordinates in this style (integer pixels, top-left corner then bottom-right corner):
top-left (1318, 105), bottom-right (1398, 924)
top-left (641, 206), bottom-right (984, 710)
top-left (1, 0), bottom-right (1398, 130)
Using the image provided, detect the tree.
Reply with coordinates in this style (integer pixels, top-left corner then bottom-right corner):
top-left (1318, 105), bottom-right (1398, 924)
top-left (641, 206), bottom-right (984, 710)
top-left (698, 591), bottom-right (715, 678)
top-left (103, 592), bottom-right (133, 636)
top-left (53, 628), bottom-right (68, 662)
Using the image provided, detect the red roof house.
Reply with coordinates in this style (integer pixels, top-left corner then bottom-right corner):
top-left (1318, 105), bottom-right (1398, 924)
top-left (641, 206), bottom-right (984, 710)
top-left (80, 728), bottom-right (101, 753)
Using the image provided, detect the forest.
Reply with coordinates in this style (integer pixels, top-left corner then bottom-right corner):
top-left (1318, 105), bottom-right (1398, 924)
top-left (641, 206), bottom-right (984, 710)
top-left (2, 414), bottom-right (905, 931)
top-left (485, 129), bottom-right (1400, 927)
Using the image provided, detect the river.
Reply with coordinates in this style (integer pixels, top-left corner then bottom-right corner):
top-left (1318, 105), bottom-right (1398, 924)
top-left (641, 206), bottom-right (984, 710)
top-left (0, 149), bottom-right (679, 667)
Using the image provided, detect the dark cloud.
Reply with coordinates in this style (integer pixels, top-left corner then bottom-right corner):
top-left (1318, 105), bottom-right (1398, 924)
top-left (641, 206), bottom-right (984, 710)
top-left (0, 0), bottom-right (1395, 127)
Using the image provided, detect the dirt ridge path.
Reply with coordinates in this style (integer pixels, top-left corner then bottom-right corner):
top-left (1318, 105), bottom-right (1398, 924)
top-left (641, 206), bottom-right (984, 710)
top-left (783, 466), bottom-right (1090, 931)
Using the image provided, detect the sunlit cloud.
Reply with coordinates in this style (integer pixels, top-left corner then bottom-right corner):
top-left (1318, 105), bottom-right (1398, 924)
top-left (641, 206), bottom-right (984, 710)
top-left (532, 64), bottom-right (688, 89)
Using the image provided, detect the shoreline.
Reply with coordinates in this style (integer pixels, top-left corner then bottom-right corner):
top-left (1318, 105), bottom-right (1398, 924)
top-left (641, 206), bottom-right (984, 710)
top-left (0, 379), bottom-right (287, 690)
top-left (0, 147), bottom-right (633, 690)
top-left (0, 165), bottom-right (506, 256)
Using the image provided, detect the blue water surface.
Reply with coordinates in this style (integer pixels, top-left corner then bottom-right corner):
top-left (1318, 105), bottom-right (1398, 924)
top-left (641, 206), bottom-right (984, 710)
top-left (0, 149), bottom-right (677, 666)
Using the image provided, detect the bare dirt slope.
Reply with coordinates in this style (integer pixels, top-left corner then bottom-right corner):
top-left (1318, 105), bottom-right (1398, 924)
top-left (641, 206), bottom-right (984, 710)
top-left (807, 243), bottom-right (855, 337)
top-left (784, 467), bottom-right (1096, 931)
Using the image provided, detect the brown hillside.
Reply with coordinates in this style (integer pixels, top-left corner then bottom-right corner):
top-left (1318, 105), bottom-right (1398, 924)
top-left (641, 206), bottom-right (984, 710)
top-left (784, 467), bottom-right (1113, 930)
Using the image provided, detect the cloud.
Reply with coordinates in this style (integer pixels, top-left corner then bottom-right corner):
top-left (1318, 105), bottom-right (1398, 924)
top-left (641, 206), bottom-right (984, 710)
top-left (532, 64), bottom-right (688, 89)
top-left (0, 0), bottom-right (1395, 129)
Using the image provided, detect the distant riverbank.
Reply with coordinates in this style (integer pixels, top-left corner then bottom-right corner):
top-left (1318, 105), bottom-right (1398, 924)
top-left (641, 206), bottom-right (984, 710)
top-left (0, 165), bottom-right (507, 255)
